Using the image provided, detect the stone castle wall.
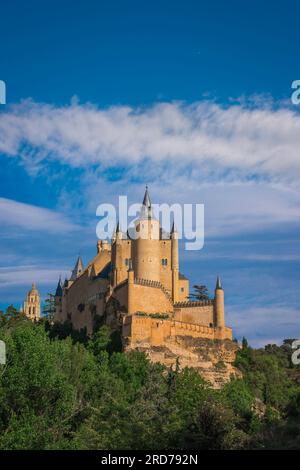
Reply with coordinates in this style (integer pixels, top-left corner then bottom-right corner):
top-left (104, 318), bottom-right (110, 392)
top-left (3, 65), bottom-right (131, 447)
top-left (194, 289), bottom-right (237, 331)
top-left (123, 314), bottom-right (236, 388)
top-left (123, 314), bottom-right (232, 348)
top-left (174, 301), bottom-right (214, 326)
top-left (128, 281), bottom-right (173, 314)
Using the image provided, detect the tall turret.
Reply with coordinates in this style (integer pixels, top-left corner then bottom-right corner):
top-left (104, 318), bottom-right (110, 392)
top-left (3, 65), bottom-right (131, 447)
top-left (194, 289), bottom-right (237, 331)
top-left (214, 276), bottom-right (225, 328)
top-left (127, 259), bottom-right (135, 314)
top-left (171, 221), bottom-right (179, 302)
top-left (111, 221), bottom-right (125, 286)
top-left (133, 187), bottom-right (161, 282)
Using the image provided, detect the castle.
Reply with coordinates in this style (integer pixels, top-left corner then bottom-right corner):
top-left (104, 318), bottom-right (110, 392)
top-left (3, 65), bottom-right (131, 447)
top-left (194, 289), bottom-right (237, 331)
top-left (20, 283), bottom-right (41, 321)
top-left (53, 188), bottom-right (233, 354)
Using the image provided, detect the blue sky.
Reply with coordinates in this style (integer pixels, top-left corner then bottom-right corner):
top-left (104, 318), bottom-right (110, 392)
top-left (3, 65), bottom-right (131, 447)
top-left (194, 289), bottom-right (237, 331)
top-left (0, 0), bottom-right (300, 346)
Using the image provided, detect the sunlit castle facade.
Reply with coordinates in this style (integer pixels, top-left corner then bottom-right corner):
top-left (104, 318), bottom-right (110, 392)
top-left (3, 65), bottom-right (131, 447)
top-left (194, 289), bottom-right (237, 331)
top-left (53, 188), bottom-right (232, 347)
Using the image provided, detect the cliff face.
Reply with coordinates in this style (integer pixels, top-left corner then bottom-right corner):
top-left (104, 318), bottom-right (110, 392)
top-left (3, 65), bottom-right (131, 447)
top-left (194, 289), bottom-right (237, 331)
top-left (124, 335), bottom-right (241, 388)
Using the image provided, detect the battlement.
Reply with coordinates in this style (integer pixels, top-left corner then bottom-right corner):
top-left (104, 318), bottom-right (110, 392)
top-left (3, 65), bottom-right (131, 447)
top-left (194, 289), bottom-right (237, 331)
top-left (174, 299), bottom-right (214, 308)
top-left (123, 314), bottom-right (232, 348)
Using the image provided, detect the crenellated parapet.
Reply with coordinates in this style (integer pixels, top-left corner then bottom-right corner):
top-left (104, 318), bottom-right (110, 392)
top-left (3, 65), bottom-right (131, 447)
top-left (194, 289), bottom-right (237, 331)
top-left (174, 299), bottom-right (214, 308)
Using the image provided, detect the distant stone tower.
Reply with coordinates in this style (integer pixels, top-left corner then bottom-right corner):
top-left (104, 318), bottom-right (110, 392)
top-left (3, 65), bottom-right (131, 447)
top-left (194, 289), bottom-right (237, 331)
top-left (22, 283), bottom-right (41, 321)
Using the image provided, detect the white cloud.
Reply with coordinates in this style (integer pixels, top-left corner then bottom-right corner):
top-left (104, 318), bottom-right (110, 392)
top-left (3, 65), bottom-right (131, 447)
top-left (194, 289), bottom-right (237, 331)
top-left (0, 197), bottom-right (78, 233)
top-left (0, 99), bottom-right (300, 182)
top-left (0, 265), bottom-right (70, 288)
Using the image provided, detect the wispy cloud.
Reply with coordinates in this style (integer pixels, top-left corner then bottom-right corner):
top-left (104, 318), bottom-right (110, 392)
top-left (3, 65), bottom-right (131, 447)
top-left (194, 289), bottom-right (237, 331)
top-left (0, 197), bottom-right (78, 233)
top-left (0, 265), bottom-right (70, 288)
top-left (0, 99), bottom-right (300, 182)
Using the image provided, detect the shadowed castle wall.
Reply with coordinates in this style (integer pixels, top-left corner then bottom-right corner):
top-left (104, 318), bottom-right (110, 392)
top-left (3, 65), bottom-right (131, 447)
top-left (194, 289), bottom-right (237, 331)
top-left (64, 271), bottom-right (108, 334)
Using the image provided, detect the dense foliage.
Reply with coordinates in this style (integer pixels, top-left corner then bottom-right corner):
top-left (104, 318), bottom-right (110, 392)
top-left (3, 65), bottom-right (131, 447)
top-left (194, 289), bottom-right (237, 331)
top-left (0, 306), bottom-right (299, 449)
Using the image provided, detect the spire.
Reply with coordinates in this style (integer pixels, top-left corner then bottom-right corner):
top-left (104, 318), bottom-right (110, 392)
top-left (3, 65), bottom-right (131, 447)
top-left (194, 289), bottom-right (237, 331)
top-left (55, 277), bottom-right (63, 297)
top-left (70, 256), bottom-right (84, 281)
top-left (216, 276), bottom-right (222, 290)
top-left (141, 185), bottom-right (153, 219)
top-left (30, 282), bottom-right (37, 292)
top-left (143, 185), bottom-right (151, 208)
top-left (116, 220), bottom-right (120, 233)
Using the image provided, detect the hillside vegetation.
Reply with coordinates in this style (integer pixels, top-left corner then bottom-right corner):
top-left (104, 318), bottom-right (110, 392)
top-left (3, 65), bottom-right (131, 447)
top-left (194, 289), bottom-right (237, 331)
top-left (0, 306), bottom-right (299, 450)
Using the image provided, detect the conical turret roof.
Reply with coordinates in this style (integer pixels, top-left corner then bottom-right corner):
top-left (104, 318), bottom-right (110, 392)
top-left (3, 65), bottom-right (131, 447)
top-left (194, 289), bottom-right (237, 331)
top-left (216, 276), bottom-right (222, 290)
top-left (55, 277), bottom-right (63, 297)
top-left (70, 256), bottom-right (84, 281)
top-left (140, 186), bottom-right (153, 219)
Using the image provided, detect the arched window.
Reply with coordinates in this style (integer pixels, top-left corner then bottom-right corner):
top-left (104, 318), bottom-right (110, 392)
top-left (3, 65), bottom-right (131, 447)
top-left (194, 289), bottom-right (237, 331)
top-left (161, 258), bottom-right (168, 266)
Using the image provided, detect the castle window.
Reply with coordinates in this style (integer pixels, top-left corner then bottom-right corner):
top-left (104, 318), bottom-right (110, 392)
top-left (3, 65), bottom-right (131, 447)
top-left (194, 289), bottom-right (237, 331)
top-left (125, 258), bottom-right (131, 266)
top-left (161, 258), bottom-right (168, 266)
top-left (181, 287), bottom-right (184, 292)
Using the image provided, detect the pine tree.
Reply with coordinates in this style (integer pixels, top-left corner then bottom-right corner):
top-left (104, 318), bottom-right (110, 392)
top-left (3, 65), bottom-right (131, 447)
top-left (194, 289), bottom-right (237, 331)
top-left (42, 293), bottom-right (55, 320)
top-left (189, 284), bottom-right (210, 301)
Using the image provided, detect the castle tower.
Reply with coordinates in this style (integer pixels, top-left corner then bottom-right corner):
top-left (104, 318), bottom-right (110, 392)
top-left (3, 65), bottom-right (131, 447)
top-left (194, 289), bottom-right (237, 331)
top-left (111, 222), bottom-right (126, 287)
top-left (214, 276), bottom-right (225, 328)
top-left (133, 187), bottom-right (161, 282)
top-left (171, 221), bottom-right (179, 302)
top-left (23, 282), bottom-right (41, 321)
top-left (127, 259), bottom-right (135, 314)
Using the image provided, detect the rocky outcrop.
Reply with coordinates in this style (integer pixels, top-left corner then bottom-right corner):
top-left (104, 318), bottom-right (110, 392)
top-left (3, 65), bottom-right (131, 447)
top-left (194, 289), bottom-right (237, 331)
top-left (124, 335), bottom-right (241, 388)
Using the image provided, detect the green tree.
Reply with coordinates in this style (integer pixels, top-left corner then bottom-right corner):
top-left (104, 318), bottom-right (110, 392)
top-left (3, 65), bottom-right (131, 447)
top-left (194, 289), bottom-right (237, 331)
top-left (42, 293), bottom-right (56, 320)
top-left (189, 285), bottom-right (210, 301)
